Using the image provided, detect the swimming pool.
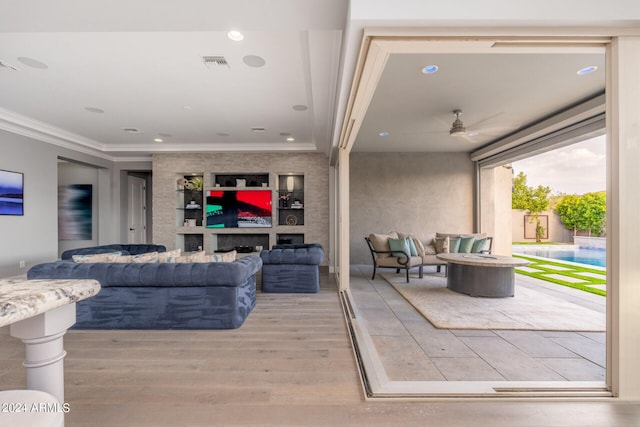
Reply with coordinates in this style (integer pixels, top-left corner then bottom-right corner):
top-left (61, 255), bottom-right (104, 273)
top-left (512, 245), bottom-right (606, 268)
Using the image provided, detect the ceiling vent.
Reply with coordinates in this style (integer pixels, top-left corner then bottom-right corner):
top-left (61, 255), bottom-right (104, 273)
top-left (202, 56), bottom-right (229, 68)
top-left (251, 127), bottom-right (266, 133)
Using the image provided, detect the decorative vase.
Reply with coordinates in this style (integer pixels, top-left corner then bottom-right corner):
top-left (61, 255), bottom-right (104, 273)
top-left (282, 198), bottom-right (288, 208)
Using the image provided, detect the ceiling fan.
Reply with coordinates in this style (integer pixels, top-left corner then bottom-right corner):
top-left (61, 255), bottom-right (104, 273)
top-left (449, 109), bottom-right (466, 137)
top-left (403, 109), bottom-right (519, 142)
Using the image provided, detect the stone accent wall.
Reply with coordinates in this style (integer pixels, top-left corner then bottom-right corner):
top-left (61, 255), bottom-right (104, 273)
top-left (152, 152), bottom-right (329, 265)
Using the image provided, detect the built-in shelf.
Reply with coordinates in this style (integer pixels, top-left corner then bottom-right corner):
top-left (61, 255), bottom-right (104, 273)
top-left (278, 174), bottom-right (304, 226)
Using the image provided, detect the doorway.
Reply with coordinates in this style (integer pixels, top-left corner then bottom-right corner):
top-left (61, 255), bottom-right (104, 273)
top-left (127, 174), bottom-right (148, 244)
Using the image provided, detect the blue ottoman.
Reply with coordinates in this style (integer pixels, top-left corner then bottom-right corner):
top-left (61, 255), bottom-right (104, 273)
top-left (260, 244), bottom-right (324, 293)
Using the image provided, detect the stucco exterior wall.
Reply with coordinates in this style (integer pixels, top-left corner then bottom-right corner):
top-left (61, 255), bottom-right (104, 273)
top-left (512, 209), bottom-right (573, 243)
top-left (349, 152), bottom-right (475, 264)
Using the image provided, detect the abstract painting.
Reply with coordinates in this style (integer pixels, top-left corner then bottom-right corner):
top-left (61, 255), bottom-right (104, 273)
top-left (0, 169), bottom-right (24, 215)
top-left (59, 184), bottom-right (92, 240)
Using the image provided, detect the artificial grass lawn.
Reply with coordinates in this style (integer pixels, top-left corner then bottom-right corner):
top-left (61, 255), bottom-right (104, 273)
top-left (513, 254), bottom-right (606, 297)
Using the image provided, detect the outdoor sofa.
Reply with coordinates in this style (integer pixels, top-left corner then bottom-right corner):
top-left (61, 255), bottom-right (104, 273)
top-left (365, 231), bottom-right (492, 282)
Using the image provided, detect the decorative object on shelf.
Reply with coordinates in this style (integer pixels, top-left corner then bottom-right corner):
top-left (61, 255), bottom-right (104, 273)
top-left (286, 176), bottom-right (295, 192)
top-left (279, 193), bottom-right (290, 208)
top-left (185, 200), bottom-right (201, 209)
top-left (291, 200), bottom-right (303, 209)
top-left (176, 177), bottom-right (187, 190)
top-left (236, 178), bottom-right (246, 187)
top-left (186, 219), bottom-right (196, 227)
top-left (189, 176), bottom-right (203, 191)
top-left (286, 214), bottom-right (298, 226)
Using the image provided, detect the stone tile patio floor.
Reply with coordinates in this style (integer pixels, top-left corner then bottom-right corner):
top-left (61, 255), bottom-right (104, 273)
top-left (350, 264), bottom-right (607, 382)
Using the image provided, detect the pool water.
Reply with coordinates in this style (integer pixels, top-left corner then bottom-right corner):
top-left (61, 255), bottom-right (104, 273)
top-left (512, 245), bottom-right (606, 268)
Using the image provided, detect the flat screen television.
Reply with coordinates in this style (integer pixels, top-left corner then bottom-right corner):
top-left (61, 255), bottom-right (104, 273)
top-left (206, 189), bottom-right (272, 228)
top-left (0, 169), bottom-right (24, 216)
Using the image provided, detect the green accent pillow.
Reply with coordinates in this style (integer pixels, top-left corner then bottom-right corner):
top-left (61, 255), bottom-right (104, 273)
top-left (458, 236), bottom-right (476, 253)
top-left (471, 237), bottom-right (488, 253)
top-left (448, 237), bottom-right (461, 253)
top-left (406, 237), bottom-right (418, 256)
top-left (388, 237), bottom-right (410, 260)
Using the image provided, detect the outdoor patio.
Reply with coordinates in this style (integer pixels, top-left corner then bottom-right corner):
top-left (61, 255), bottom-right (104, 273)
top-left (349, 264), bottom-right (606, 383)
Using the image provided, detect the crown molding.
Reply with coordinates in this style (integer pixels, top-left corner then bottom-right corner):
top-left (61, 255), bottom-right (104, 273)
top-left (0, 107), bottom-right (319, 161)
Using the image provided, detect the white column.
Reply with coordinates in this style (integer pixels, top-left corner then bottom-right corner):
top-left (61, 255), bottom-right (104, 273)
top-left (9, 303), bottom-right (76, 403)
top-left (607, 36), bottom-right (640, 399)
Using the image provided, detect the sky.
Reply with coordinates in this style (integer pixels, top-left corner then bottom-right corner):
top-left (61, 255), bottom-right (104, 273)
top-left (511, 135), bottom-right (606, 195)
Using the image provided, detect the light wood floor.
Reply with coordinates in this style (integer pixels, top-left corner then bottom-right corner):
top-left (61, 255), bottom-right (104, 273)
top-left (1, 273), bottom-right (640, 426)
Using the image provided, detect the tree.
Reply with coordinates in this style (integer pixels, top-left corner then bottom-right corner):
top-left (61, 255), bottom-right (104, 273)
top-left (512, 171), bottom-right (552, 242)
top-left (554, 192), bottom-right (606, 237)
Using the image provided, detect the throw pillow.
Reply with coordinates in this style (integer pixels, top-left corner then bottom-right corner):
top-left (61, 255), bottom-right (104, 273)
top-left (174, 250), bottom-right (207, 263)
top-left (434, 236), bottom-right (449, 254)
top-left (131, 252), bottom-right (159, 263)
top-left (448, 237), bottom-right (461, 253)
top-left (111, 254), bottom-right (133, 263)
top-left (72, 252), bottom-right (122, 263)
top-left (423, 244), bottom-right (437, 255)
top-left (388, 237), bottom-right (411, 261)
top-left (406, 237), bottom-right (418, 256)
top-left (458, 236), bottom-right (476, 253)
top-left (158, 248), bottom-right (182, 263)
top-left (208, 250), bottom-right (237, 262)
top-left (412, 237), bottom-right (426, 257)
top-left (236, 178), bottom-right (246, 187)
top-left (471, 237), bottom-right (488, 253)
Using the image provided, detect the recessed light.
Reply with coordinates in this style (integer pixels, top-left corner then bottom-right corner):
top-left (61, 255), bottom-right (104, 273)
top-left (286, 137), bottom-right (295, 142)
top-left (292, 105), bottom-right (308, 111)
top-left (17, 56), bottom-right (48, 69)
top-left (227, 30), bottom-right (244, 41)
top-left (243, 55), bottom-right (266, 68)
top-left (84, 106), bottom-right (105, 114)
top-left (379, 131), bottom-right (389, 137)
top-left (577, 65), bottom-right (598, 75)
top-left (421, 65), bottom-right (438, 74)
top-left (154, 138), bottom-right (163, 142)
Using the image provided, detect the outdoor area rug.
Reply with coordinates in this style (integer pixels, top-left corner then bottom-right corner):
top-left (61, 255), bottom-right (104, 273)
top-left (381, 273), bottom-right (605, 331)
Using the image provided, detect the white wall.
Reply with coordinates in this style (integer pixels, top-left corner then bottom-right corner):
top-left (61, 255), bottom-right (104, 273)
top-left (0, 131), bottom-right (59, 277)
top-left (0, 130), bottom-right (150, 277)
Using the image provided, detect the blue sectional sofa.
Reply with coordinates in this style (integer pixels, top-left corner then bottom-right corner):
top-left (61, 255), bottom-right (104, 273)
top-left (28, 245), bottom-right (262, 330)
top-left (260, 243), bottom-right (324, 293)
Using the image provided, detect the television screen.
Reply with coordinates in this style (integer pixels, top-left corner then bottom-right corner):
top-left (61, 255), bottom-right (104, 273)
top-left (206, 189), bottom-right (272, 228)
top-left (0, 169), bottom-right (24, 216)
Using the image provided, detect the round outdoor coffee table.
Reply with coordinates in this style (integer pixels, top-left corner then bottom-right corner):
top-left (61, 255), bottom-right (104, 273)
top-left (435, 253), bottom-right (530, 298)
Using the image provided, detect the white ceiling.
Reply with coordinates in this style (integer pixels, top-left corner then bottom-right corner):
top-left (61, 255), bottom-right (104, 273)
top-left (353, 52), bottom-right (605, 152)
top-left (0, 0), bottom-right (346, 159)
top-left (0, 1), bottom-right (618, 161)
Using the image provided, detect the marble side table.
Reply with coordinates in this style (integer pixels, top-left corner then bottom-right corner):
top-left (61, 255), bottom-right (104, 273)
top-left (0, 278), bottom-right (100, 403)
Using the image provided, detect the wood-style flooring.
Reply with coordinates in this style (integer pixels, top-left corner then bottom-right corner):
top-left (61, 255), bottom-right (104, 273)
top-left (1, 272), bottom-right (639, 426)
